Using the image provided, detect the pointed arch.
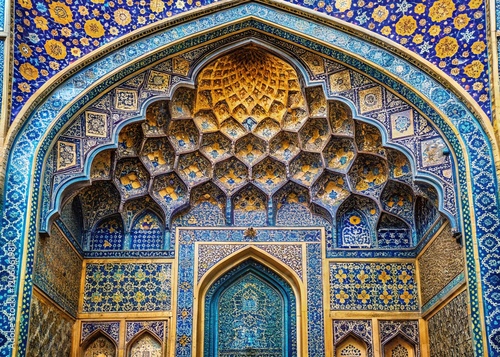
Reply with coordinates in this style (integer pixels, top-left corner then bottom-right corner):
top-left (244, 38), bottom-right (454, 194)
top-left (129, 210), bottom-right (164, 250)
top-left (127, 331), bottom-right (163, 357)
top-left (196, 245), bottom-right (305, 357)
top-left (335, 334), bottom-right (368, 357)
top-left (377, 213), bottom-right (412, 249)
top-left (383, 334), bottom-right (416, 357)
top-left (81, 331), bottom-right (117, 357)
top-left (232, 184), bottom-right (268, 226)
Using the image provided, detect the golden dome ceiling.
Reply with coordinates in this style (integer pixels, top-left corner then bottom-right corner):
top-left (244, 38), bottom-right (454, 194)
top-left (194, 47), bottom-right (305, 133)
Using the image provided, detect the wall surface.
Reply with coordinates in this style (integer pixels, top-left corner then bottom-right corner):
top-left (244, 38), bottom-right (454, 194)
top-left (427, 290), bottom-right (474, 357)
top-left (82, 262), bottom-right (172, 313)
top-left (418, 223), bottom-right (464, 306)
top-left (33, 224), bottom-right (83, 316)
top-left (26, 293), bottom-right (74, 357)
top-left (1, 2), bottom-right (499, 355)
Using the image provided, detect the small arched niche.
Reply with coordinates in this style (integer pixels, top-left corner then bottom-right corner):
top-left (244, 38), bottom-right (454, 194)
top-left (82, 332), bottom-right (117, 357)
top-left (127, 331), bottom-right (163, 357)
top-left (383, 335), bottom-right (416, 357)
top-left (335, 334), bottom-right (368, 357)
top-left (129, 210), bottom-right (164, 250)
top-left (89, 214), bottom-right (125, 251)
top-left (232, 184), bottom-right (268, 226)
top-left (203, 258), bottom-right (297, 357)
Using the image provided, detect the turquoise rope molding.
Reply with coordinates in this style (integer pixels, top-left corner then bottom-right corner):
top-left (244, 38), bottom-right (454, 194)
top-left (1, 3), bottom-right (499, 356)
top-left (421, 272), bottom-right (466, 315)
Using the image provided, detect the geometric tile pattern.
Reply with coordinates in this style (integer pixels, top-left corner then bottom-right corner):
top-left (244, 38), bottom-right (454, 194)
top-left (379, 320), bottom-right (420, 353)
top-left (1, 5), bottom-right (498, 356)
top-left (204, 261), bottom-right (296, 357)
top-left (130, 212), bottom-right (164, 250)
top-left (417, 224), bottom-right (464, 305)
top-left (330, 262), bottom-right (419, 311)
top-left (89, 215), bottom-right (125, 251)
top-left (82, 263), bottom-right (172, 313)
top-left (11, 0), bottom-right (491, 124)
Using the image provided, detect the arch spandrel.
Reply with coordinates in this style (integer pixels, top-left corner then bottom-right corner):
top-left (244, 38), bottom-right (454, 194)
top-left (1, 3), bottom-right (499, 356)
top-left (7, 0), bottom-right (496, 129)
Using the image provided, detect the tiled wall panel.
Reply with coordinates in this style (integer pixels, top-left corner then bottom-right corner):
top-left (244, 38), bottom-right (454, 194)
top-left (33, 224), bottom-right (83, 316)
top-left (427, 290), bottom-right (474, 356)
top-left (82, 262), bottom-right (172, 313)
top-left (418, 224), bottom-right (464, 305)
top-left (26, 294), bottom-right (73, 357)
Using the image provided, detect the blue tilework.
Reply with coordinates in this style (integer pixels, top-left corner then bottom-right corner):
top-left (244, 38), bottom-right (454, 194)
top-left (89, 215), bottom-right (125, 251)
top-left (175, 228), bottom-right (322, 357)
top-left (306, 243), bottom-right (325, 357)
top-left (330, 262), bottom-right (419, 311)
top-left (0, 0), bottom-right (4, 31)
top-left (0, 4), bottom-right (498, 355)
top-left (33, 224), bottom-right (82, 317)
top-left (203, 260), bottom-right (297, 357)
top-left (125, 321), bottom-right (165, 343)
top-left (0, 41), bottom-right (4, 116)
top-left (130, 212), bottom-right (164, 250)
top-left (421, 272), bottom-right (466, 314)
top-left (82, 262), bottom-right (172, 313)
top-left (10, 0), bottom-right (492, 123)
top-left (333, 320), bottom-right (373, 357)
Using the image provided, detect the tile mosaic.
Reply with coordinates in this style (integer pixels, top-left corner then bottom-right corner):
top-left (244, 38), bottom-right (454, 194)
top-left (126, 321), bottom-right (165, 343)
top-left (330, 262), bottom-right (419, 311)
top-left (1, 5), bottom-right (498, 355)
top-left (10, 0), bottom-right (492, 125)
top-left (82, 262), bottom-right (172, 313)
top-left (175, 228), bottom-right (321, 357)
